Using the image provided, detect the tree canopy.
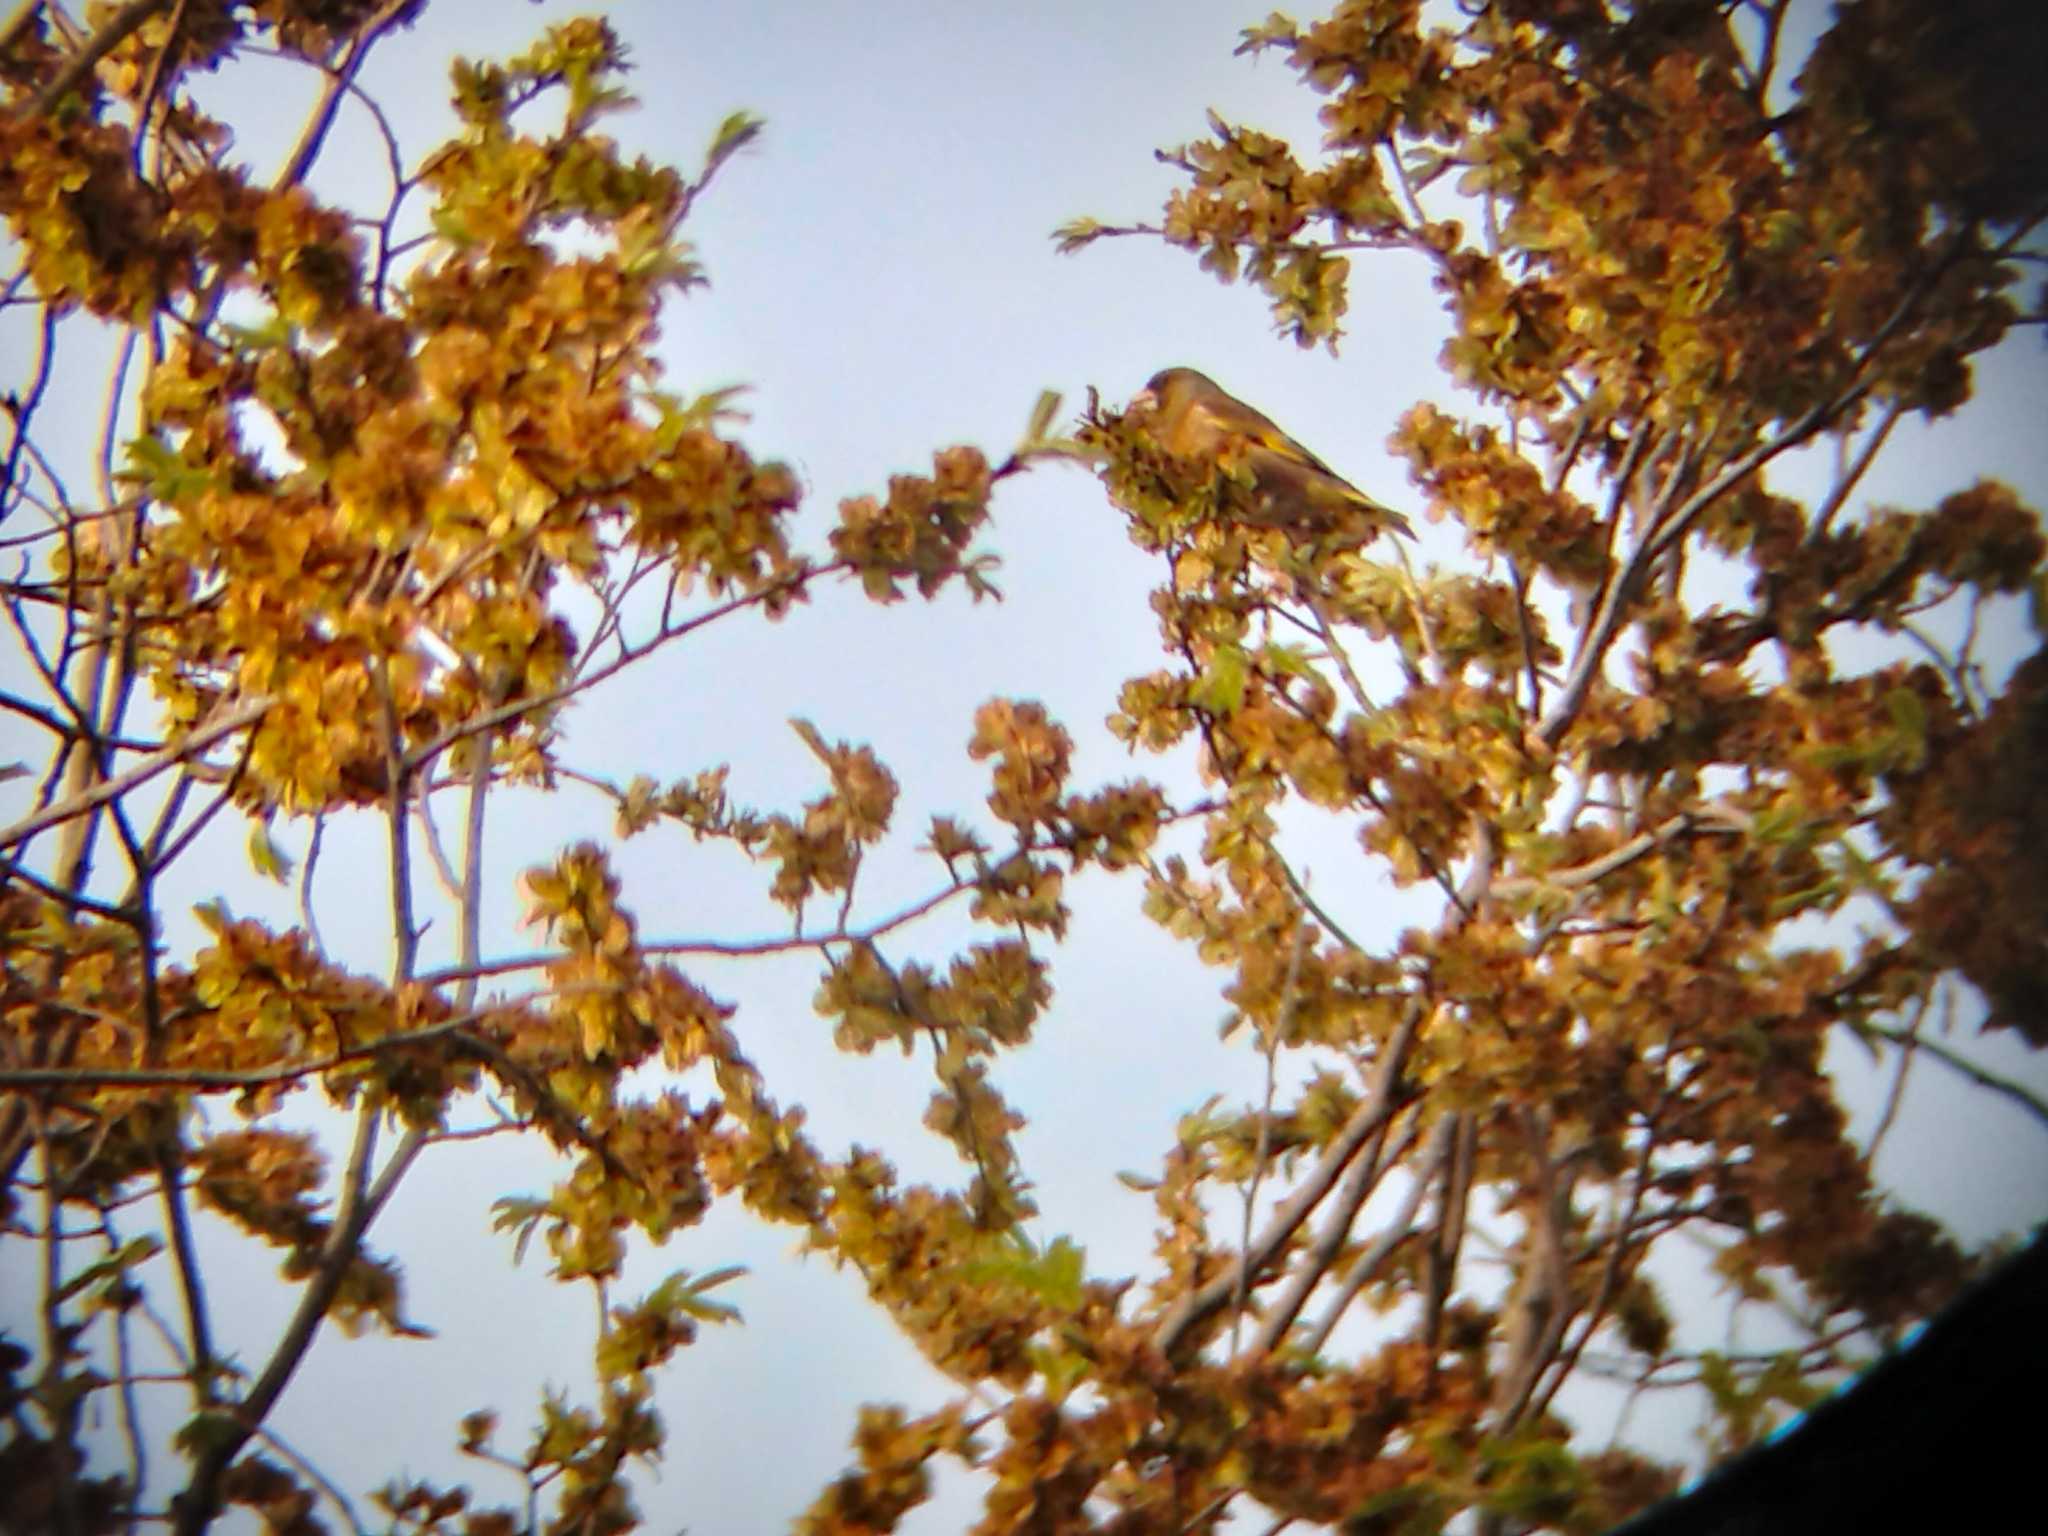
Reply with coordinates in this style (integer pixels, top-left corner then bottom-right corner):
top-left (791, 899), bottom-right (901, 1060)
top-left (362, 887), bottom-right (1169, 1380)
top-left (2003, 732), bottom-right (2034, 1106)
top-left (2, 2), bottom-right (2044, 1534)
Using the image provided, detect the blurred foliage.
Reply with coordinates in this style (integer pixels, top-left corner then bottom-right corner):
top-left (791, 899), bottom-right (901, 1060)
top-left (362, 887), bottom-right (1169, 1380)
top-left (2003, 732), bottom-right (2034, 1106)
top-left (1, 2), bottom-right (2043, 1534)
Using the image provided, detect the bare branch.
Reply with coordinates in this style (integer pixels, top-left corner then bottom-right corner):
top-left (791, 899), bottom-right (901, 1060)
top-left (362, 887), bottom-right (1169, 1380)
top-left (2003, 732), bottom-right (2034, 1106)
top-left (1807, 396), bottom-right (1906, 545)
top-left (246, 1423), bottom-right (368, 1536)
top-left (25, 0), bottom-right (174, 116)
top-left (269, 0), bottom-right (418, 195)
top-left (171, 1111), bottom-right (425, 1536)
top-left (1154, 998), bottom-right (1424, 1359)
top-left (1492, 804), bottom-right (1751, 899)
top-left (93, 1207), bottom-right (150, 1536)
top-left (36, 1120), bottom-right (85, 1536)
top-left (1233, 918), bottom-right (1309, 1352)
top-left (1253, 1107), bottom-right (1435, 1357)
top-left (1, 304), bottom-right (58, 518)
top-left (0, 697), bottom-right (270, 853)
top-left (143, 1129), bottom-right (216, 1410)
top-left (1857, 1021), bottom-right (2048, 1136)
top-left (0, 991), bottom-right (556, 1090)
top-left (1294, 1112), bottom-right (1450, 1359)
top-left (0, 2), bottom-right (48, 56)
top-left (405, 562), bottom-right (837, 769)
top-left (297, 814), bottom-right (326, 954)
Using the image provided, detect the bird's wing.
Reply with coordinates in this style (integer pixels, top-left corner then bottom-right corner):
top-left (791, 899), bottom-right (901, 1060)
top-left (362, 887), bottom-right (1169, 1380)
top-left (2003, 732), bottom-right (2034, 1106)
top-left (1213, 399), bottom-right (1355, 483)
top-left (1244, 441), bottom-right (1416, 539)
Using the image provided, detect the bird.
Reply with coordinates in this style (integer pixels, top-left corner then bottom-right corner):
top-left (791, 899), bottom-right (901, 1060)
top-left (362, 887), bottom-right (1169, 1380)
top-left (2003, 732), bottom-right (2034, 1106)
top-left (1131, 367), bottom-right (1414, 543)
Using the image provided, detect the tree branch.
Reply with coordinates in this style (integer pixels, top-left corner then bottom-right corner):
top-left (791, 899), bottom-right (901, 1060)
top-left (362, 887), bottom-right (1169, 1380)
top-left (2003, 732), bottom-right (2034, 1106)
top-left (25, 0), bottom-right (174, 116)
top-left (1253, 1108), bottom-right (1435, 1357)
top-left (1293, 1113), bottom-right (1449, 1359)
top-left (1153, 998), bottom-right (1424, 1359)
top-left (170, 1111), bottom-right (424, 1536)
top-left (0, 993), bottom-right (552, 1089)
top-left (0, 697), bottom-right (269, 853)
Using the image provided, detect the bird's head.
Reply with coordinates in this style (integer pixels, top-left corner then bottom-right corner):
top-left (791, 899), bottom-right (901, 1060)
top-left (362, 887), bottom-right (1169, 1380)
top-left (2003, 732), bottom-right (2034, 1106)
top-left (1132, 367), bottom-right (1216, 418)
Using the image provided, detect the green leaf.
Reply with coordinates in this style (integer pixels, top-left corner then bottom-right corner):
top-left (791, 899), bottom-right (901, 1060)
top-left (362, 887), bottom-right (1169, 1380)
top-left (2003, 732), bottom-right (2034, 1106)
top-left (1191, 644), bottom-right (1249, 717)
top-left (664, 1264), bottom-right (747, 1325)
top-left (961, 1232), bottom-right (1088, 1314)
top-left (429, 204), bottom-right (475, 248)
top-left (705, 110), bottom-right (764, 176)
top-left (1259, 642), bottom-right (1315, 678)
top-left (1023, 388), bottom-right (1062, 445)
top-left (174, 1410), bottom-right (243, 1457)
top-left (490, 1197), bottom-right (550, 1267)
top-left (55, 1234), bottom-right (163, 1305)
top-left (120, 434), bottom-right (216, 502)
top-left (1050, 216), bottom-right (1105, 255)
top-left (1177, 1093), bottom-right (1227, 1148)
top-left (1035, 1235), bottom-right (1086, 1311)
top-left (1883, 685), bottom-right (1928, 765)
top-left (247, 823), bottom-right (294, 885)
top-left (1028, 1340), bottom-right (1090, 1402)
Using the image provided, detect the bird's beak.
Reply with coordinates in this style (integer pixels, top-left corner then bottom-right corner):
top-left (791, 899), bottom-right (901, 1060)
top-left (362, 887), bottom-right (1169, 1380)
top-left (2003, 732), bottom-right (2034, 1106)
top-left (1130, 387), bottom-right (1159, 413)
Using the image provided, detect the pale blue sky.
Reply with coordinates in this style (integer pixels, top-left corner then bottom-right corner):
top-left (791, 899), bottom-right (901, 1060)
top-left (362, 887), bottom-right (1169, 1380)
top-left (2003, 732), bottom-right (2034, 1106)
top-left (4, 3), bottom-right (2046, 1532)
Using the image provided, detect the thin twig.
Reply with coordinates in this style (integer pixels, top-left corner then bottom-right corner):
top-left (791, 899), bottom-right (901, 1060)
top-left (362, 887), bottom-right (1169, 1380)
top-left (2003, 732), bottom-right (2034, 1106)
top-left (0, 1), bottom-right (48, 56)
top-left (1232, 916), bottom-right (1310, 1353)
top-left (1491, 804), bottom-right (1750, 899)
top-left (27, 0), bottom-right (175, 115)
top-left (1864, 989), bottom-right (1933, 1166)
top-left (94, 1207), bottom-right (149, 1536)
top-left (404, 563), bottom-right (838, 768)
top-left (0, 989), bottom-right (559, 1089)
top-left (1536, 261), bottom-right (1938, 750)
top-left (453, 718), bottom-right (493, 1015)
top-left (1858, 1020), bottom-right (2048, 1135)
top-left (1302, 583), bottom-right (1375, 716)
top-left (267, 0), bottom-right (415, 195)
top-left (1293, 1113), bottom-right (1449, 1359)
top-left (1805, 396), bottom-right (1906, 546)
top-left (247, 1423), bottom-right (368, 1536)
top-left (1154, 999), bottom-right (1424, 1359)
top-left (171, 1110), bottom-right (424, 1535)
top-left (0, 697), bottom-right (270, 851)
top-left (297, 814), bottom-right (326, 952)
top-left (413, 776), bottom-right (465, 906)
top-left (38, 1116), bottom-right (85, 1536)
top-left (414, 876), bottom-right (984, 990)
top-left (153, 1141), bottom-right (214, 1406)
top-left (1, 305), bottom-right (59, 519)
top-left (1528, 1109), bottom-right (1667, 1423)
